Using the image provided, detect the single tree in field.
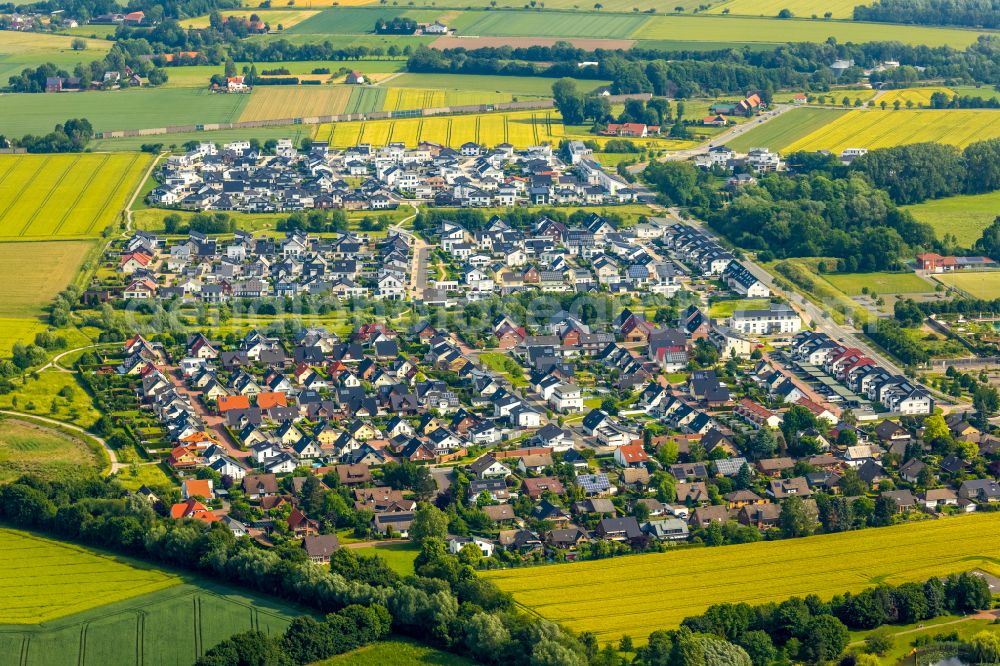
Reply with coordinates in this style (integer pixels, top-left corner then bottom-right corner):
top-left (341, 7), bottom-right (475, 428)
top-left (71, 38), bottom-right (87, 50)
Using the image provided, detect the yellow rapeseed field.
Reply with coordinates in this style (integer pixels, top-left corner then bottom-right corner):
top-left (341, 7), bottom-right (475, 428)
top-left (783, 109), bottom-right (1000, 153)
top-left (876, 86), bottom-right (955, 108)
top-left (0, 152), bottom-right (150, 239)
top-left (315, 110), bottom-right (564, 148)
top-left (483, 514), bottom-right (1000, 644)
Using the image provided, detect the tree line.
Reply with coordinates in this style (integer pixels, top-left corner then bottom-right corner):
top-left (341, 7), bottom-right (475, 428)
top-left (854, 0), bottom-right (1000, 30)
top-left (850, 138), bottom-right (1000, 205)
top-left (0, 118), bottom-right (94, 153)
top-left (0, 474), bottom-right (591, 666)
top-left (644, 157), bottom-right (937, 271)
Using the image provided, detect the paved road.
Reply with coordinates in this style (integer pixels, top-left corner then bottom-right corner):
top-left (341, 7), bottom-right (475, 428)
top-left (628, 104), bottom-right (798, 173)
top-left (164, 366), bottom-right (252, 462)
top-left (665, 209), bottom-right (908, 374)
top-left (390, 204), bottom-right (430, 300)
top-left (0, 409), bottom-right (124, 475)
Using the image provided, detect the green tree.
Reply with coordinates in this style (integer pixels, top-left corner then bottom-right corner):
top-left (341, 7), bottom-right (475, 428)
top-left (779, 496), bottom-right (813, 538)
top-left (798, 615), bottom-right (848, 663)
top-left (409, 503), bottom-right (448, 545)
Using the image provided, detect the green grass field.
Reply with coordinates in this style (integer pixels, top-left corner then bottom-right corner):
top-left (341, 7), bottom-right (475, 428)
top-left (483, 513), bottom-right (1000, 644)
top-left (455, 10), bottom-right (649, 38)
top-left (0, 31), bottom-right (111, 85)
top-left (726, 107), bottom-right (849, 152)
top-left (784, 109), bottom-right (1000, 153)
top-left (707, 0), bottom-right (862, 18)
top-left (318, 639), bottom-right (476, 665)
top-left (822, 272), bottom-right (935, 296)
top-left (0, 535), bottom-right (308, 664)
top-left (0, 371), bottom-right (102, 429)
top-left (0, 241), bottom-right (95, 355)
top-left (387, 73), bottom-right (606, 97)
top-left (352, 543), bottom-right (420, 576)
top-left (632, 14), bottom-right (991, 46)
top-left (0, 153), bottom-right (151, 239)
top-left (903, 189), bottom-right (1000, 247)
top-left (90, 125), bottom-right (312, 152)
top-left (0, 418), bottom-right (102, 483)
top-left (286, 6), bottom-right (444, 33)
top-left (937, 271), bottom-right (1000, 299)
top-left (708, 298), bottom-right (771, 318)
top-left (0, 528), bottom-right (180, 624)
top-left (0, 88), bottom-right (249, 136)
top-left (345, 86), bottom-right (388, 114)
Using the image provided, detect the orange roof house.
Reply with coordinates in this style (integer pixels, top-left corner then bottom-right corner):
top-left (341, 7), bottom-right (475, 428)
top-left (182, 478), bottom-right (214, 500)
top-left (256, 392), bottom-right (287, 409)
top-left (170, 498), bottom-right (219, 523)
top-left (218, 395), bottom-right (251, 413)
top-left (168, 445), bottom-right (201, 469)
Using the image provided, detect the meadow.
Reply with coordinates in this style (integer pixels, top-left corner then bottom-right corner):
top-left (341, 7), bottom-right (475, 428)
top-left (454, 10), bottom-right (649, 38)
top-left (238, 85), bottom-right (354, 121)
top-left (822, 272), bottom-right (935, 296)
top-left (0, 371), bottom-right (102, 429)
top-left (708, 298), bottom-right (771, 318)
top-left (0, 418), bottom-right (102, 483)
top-left (937, 271), bottom-right (1000, 299)
top-left (90, 125), bottom-right (312, 152)
top-left (287, 6), bottom-right (445, 33)
top-left (0, 528), bottom-right (180, 624)
top-left (903, 190), bottom-right (1000, 247)
top-left (352, 542), bottom-right (420, 575)
top-left (482, 514), bottom-right (1000, 643)
top-left (706, 0), bottom-right (861, 18)
top-left (182, 8), bottom-right (320, 29)
top-left (725, 107), bottom-right (848, 152)
top-left (0, 153), bottom-right (151, 239)
top-left (0, 31), bottom-right (110, 84)
top-left (784, 109), bottom-right (1000, 153)
top-left (631, 13), bottom-right (991, 46)
top-left (0, 241), bottom-right (95, 354)
top-left (0, 88), bottom-right (248, 136)
top-left (388, 73), bottom-right (607, 97)
top-left (318, 639), bottom-right (476, 665)
top-left (315, 109), bottom-right (564, 148)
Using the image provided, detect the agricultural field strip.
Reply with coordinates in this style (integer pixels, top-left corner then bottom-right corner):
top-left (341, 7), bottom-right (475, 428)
top-left (84, 153), bottom-right (145, 235)
top-left (484, 516), bottom-right (1000, 640)
top-left (0, 156), bottom-right (50, 229)
top-left (49, 154), bottom-right (110, 236)
top-left (17, 155), bottom-right (78, 237)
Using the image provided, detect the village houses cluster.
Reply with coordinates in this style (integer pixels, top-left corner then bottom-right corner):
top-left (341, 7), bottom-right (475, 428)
top-left (147, 138), bottom-right (640, 214)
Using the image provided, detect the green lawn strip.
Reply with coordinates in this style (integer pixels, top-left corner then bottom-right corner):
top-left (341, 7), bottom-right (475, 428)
top-left (726, 107), bottom-right (849, 152)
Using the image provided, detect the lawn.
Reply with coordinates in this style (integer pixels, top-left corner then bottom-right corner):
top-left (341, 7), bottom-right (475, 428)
top-left (0, 153), bottom-right (151, 239)
top-left (239, 85), bottom-right (354, 122)
top-left (482, 513), bottom-right (1000, 644)
top-left (859, 618), bottom-right (1000, 665)
top-left (0, 528), bottom-right (180, 624)
top-left (726, 107), bottom-right (849, 152)
top-left (708, 298), bottom-right (771, 318)
top-left (784, 109), bottom-right (1000, 153)
top-left (631, 13), bottom-right (991, 47)
top-left (706, 0), bottom-right (862, 19)
top-left (387, 73), bottom-right (607, 97)
top-left (0, 417), bottom-right (103, 483)
top-left (317, 638), bottom-right (476, 665)
top-left (0, 88), bottom-right (249, 136)
top-left (133, 206), bottom-right (410, 234)
top-left (352, 542), bottom-right (420, 575)
top-left (0, 31), bottom-right (110, 84)
top-left (113, 462), bottom-right (179, 492)
top-left (822, 272), bottom-right (935, 296)
top-left (937, 271), bottom-right (1000, 299)
top-left (480, 351), bottom-right (528, 388)
top-left (903, 189), bottom-right (1000, 247)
